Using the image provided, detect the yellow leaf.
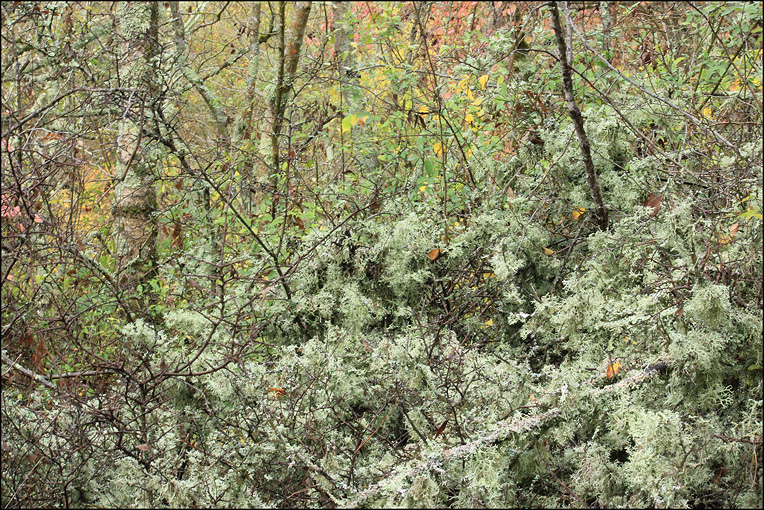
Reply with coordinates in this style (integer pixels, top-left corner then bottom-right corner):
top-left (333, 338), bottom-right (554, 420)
top-left (484, 318), bottom-right (494, 327)
top-left (571, 207), bottom-right (585, 220)
top-left (419, 105), bottom-right (429, 114)
top-left (543, 247), bottom-right (554, 255)
top-left (419, 185), bottom-right (427, 192)
top-left (702, 107), bottom-right (713, 118)
top-left (478, 75), bottom-right (489, 90)
top-left (465, 112), bottom-right (474, 124)
top-left (606, 361), bottom-right (622, 379)
top-left (466, 88), bottom-right (475, 101)
top-left (433, 142), bottom-right (443, 156)
top-left (472, 97), bottom-right (483, 107)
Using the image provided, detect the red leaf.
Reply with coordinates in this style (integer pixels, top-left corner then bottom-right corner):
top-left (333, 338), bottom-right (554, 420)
top-left (434, 419), bottom-right (448, 437)
top-left (171, 224), bottom-right (182, 248)
top-left (32, 340), bottom-right (48, 369)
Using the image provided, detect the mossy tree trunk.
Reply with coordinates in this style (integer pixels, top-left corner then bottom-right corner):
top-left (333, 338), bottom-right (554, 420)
top-left (112, 2), bottom-right (161, 300)
top-left (256, 1), bottom-right (312, 211)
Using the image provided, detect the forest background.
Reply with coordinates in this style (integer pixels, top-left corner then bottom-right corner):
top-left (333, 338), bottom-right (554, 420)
top-left (1, 1), bottom-right (762, 507)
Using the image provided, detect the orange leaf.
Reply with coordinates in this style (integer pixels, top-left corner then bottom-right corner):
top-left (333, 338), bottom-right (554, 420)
top-left (268, 387), bottom-right (286, 399)
top-left (606, 361), bottom-right (621, 379)
top-left (427, 248), bottom-right (442, 261)
top-left (571, 207), bottom-right (585, 220)
top-left (643, 193), bottom-right (662, 216)
top-left (719, 223), bottom-right (739, 245)
top-left (21, 330), bottom-right (34, 347)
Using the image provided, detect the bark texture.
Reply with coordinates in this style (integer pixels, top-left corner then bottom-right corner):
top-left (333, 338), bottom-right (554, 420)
top-left (113, 2), bottom-right (160, 291)
top-left (550, 1), bottom-right (609, 230)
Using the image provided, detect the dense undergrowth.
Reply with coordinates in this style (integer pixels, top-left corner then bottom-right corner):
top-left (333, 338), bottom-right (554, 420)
top-left (2, 2), bottom-right (762, 508)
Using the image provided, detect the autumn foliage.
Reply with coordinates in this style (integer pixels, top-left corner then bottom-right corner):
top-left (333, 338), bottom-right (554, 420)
top-left (2, 2), bottom-right (761, 508)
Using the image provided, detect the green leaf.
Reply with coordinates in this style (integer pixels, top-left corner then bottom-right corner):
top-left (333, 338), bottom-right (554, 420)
top-left (424, 159), bottom-right (434, 175)
top-left (738, 206), bottom-right (762, 220)
top-left (342, 115), bottom-right (354, 133)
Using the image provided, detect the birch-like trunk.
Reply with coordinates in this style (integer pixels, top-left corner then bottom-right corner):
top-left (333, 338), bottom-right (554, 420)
top-left (113, 2), bottom-right (160, 295)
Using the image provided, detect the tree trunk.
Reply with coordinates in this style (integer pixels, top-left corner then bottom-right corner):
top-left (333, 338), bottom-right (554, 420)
top-left (332, 2), bottom-right (358, 112)
top-left (550, 1), bottom-right (608, 231)
top-left (113, 2), bottom-right (161, 297)
top-left (256, 1), bottom-right (312, 210)
top-left (238, 2), bottom-right (263, 214)
top-left (600, 1), bottom-right (612, 58)
top-left (332, 1), bottom-right (378, 176)
top-left (168, 1), bottom-right (225, 291)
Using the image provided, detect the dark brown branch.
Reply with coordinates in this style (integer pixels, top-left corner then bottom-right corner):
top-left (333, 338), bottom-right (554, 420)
top-left (550, 1), bottom-right (608, 230)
